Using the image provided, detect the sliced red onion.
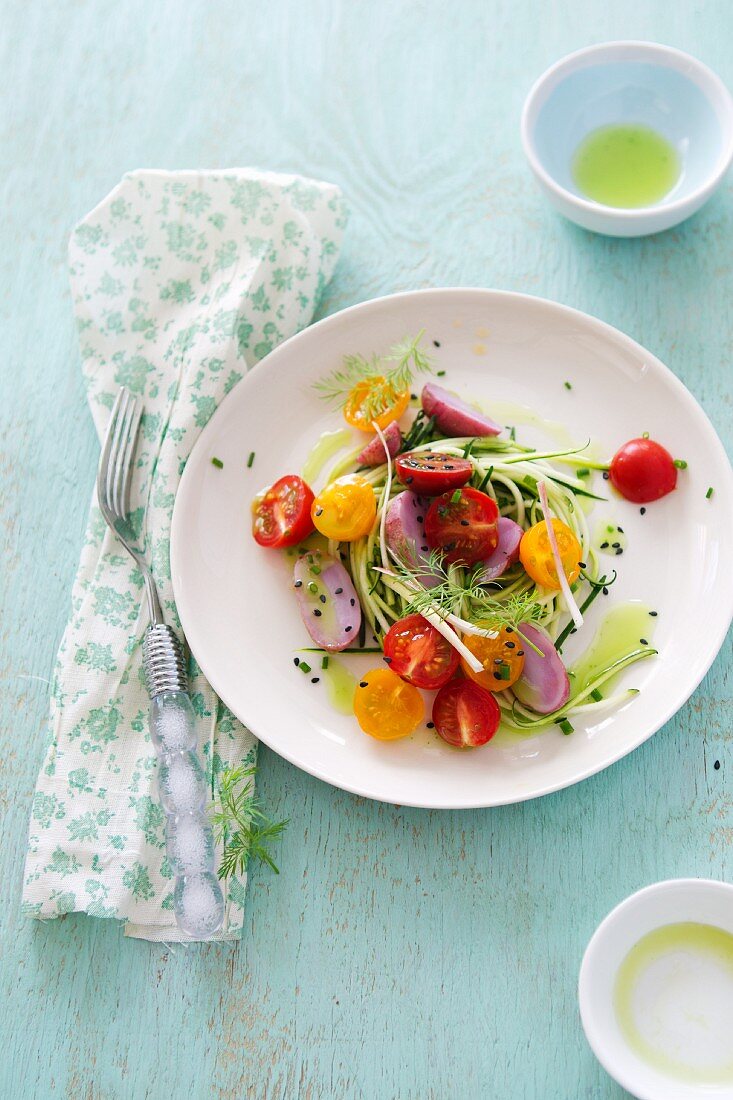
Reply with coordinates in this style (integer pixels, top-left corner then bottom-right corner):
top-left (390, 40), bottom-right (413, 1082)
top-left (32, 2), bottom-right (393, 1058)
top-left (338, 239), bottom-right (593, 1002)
top-left (357, 420), bottom-right (401, 466)
top-left (421, 383), bottom-right (502, 437)
top-left (385, 491), bottom-right (441, 588)
top-left (475, 517), bottom-right (523, 584)
top-left (511, 622), bottom-right (570, 715)
top-left (293, 552), bottom-right (361, 651)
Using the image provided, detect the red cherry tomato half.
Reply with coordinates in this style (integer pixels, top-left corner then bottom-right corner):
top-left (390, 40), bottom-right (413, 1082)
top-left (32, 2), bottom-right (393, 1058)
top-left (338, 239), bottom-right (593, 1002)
top-left (383, 613), bottom-right (460, 689)
top-left (432, 679), bottom-right (500, 748)
top-left (424, 487), bottom-right (499, 564)
top-left (252, 475), bottom-right (315, 548)
top-left (395, 451), bottom-right (473, 496)
top-left (609, 438), bottom-right (678, 503)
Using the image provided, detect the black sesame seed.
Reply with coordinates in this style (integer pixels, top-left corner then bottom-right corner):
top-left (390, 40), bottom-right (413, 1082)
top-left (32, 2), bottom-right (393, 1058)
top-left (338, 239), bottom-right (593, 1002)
top-left (359, 681), bottom-right (368, 688)
top-left (650, 611), bottom-right (658, 617)
top-left (406, 476), bottom-right (414, 484)
top-left (417, 516), bottom-right (423, 522)
top-left (411, 393), bottom-right (417, 400)
top-left (578, 561), bottom-right (586, 569)
top-left (445, 465), bottom-right (454, 470)
top-left (600, 541), bottom-right (609, 549)
top-left (640, 507), bottom-right (646, 515)
top-left (615, 548), bottom-right (623, 556)
top-left (421, 545), bottom-right (429, 552)
top-left (350, 598), bottom-right (355, 606)
top-left (313, 609), bottom-right (322, 617)
top-left (505, 627), bottom-right (514, 633)
top-left (612, 542), bottom-right (621, 549)
top-left (345, 626), bottom-right (353, 633)
top-left (319, 595), bottom-right (327, 604)
top-left (294, 657), bottom-right (300, 666)
top-left (618, 526), bottom-right (624, 534)
top-left (311, 677), bottom-right (320, 684)
top-left (383, 656), bottom-right (392, 663)
top-left (493, 672), bottom-right (503, 680)
top-left (427, 721), bottom-right (435, 728)
top-left (640, 638), bottom-right (648, 646)
top-left (494, 658), bottom-right (504, 665)
top-left (294, 580), bottom-right (303, 588)
top-left (714, 760), bottom-right (721, 770)
top-left (570, 628), bottom-right (577, 635)
top-left (517, 650), bottom-right (524, 657)
top-left (602, 586), bottom-right (609, 595)
top-left (433, 340), bottom-right (441, 348)
top-left (460, 519), bottom-right (470, 526)
top-left (602, 471), bottom-right (610, 480)
top-left (505, 641), bottom-right (516, 649)
top-left (335, 587), bottom-right (343, 595)
top-left (315, 507), bottom-right (323, 517)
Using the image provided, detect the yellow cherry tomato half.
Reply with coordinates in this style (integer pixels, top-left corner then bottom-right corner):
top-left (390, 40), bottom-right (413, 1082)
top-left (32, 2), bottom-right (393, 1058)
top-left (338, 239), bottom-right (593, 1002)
top-left (353, 668), bottom-right (424, 740)
top-left (519, 518), bottom-right (582, 590)
top-left (343, 377), bottom-right (410, 433)
top-left (460, 627), bottom-right (525, 690)
top-left (311, 474), bottom-right (377, 542)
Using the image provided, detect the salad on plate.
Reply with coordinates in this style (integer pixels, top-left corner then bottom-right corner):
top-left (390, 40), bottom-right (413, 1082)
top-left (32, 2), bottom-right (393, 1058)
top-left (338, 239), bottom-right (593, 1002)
top-left (250, 333), bottom-right (682, 749)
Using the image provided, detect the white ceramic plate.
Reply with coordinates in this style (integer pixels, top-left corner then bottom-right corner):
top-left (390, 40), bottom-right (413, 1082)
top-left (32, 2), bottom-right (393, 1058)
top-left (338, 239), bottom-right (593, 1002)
top-left (171, 289), bottom-right (733, 809)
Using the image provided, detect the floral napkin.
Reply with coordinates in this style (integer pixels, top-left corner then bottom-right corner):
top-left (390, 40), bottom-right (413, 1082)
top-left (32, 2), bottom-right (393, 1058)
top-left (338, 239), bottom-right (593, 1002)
top-left (22, 169), bottom-right (347, 941)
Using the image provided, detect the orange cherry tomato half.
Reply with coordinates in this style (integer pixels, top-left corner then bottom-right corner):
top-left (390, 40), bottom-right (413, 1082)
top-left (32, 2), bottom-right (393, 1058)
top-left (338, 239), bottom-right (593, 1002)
top-left (432, 679), bottom-right (500, 748)
top-left (251, 475), bottom-right (315, 548)
top-left (460, 627), bottom-right (525, 690)
top-left (353, 668), bottom-right (424, 740)
top-left (343, 377), bottom-right (410, 433)
top-left (312, 475), bottom-right (377, 542)
top-left (383, 614), bottom-right (460, 689)
top-left (519, 519), bottom-right (582, 590)
top-left (609, 437), bottom-right (678, 503)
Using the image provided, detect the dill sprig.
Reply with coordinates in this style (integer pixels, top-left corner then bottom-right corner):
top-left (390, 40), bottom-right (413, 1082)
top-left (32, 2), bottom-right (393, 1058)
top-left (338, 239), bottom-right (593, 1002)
top-left (211, 765), bottom-right (288, 879)
top-left (313, 331), bottom-right (434, 421)
top-left (390, 551), bottom-right (543, 637)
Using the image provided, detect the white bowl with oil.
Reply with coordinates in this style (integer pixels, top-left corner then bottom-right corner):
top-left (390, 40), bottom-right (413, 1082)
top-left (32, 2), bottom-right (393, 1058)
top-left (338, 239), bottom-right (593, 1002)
top-left (579, 879), bottom-right (733, 1099)
top-left (522, 41), bottom-right (733, 237)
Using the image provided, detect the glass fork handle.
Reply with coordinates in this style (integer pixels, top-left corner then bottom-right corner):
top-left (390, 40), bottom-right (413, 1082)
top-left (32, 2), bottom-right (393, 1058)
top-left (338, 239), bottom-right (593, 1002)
top-left (143, 625), bottom-right (225, 938)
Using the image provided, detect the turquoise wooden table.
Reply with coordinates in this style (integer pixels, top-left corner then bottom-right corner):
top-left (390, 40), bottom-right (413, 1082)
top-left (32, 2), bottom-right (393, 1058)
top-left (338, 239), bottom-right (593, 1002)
top-left (2, 2), bottom-right (732, 1096)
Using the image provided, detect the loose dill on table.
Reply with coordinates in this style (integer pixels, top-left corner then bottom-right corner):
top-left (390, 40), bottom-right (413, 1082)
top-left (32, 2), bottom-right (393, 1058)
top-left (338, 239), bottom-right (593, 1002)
top-left (211, 765), bottom-right (288, 878)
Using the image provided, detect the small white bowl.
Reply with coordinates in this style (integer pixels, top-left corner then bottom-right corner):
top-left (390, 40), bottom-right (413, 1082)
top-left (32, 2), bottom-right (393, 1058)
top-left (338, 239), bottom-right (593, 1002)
top-left (522, 41), bottom-right (733, 237)
top-left (579, 879), bottom-right (733, 1099)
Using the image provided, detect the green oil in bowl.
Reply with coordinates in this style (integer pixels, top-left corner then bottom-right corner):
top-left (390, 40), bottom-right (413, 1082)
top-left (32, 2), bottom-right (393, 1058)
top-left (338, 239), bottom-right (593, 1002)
top-left (572, 124), bottom-right (680, 208)
top-left (614, 922), bottom-right (733, 1085)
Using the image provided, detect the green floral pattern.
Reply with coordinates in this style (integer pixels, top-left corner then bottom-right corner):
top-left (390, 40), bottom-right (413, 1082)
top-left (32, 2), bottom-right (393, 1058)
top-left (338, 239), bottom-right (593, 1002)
top-left (23, 169), bottom-right (346, 940)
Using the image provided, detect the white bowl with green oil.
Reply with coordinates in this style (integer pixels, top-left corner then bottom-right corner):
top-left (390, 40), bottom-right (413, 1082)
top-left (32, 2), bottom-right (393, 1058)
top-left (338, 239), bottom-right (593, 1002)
top-left (522, 42), bottom-right (733, 237)
top-left (580, 880), bottom-right (733, 1098)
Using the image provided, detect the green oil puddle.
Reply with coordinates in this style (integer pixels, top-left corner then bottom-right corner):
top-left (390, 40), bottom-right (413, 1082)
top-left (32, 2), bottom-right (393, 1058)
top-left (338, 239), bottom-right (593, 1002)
top-left (302, 429), bottom-right (353, 486)
top-left (322, 656), bottom-right (357, 714)
top-left (570, 601), bottom-right (655, 694)
top-left (593, 518), bottom-right (628, 558)
top-left (572, 124), bottom-right (680, 208)
top-left (615, 922), bottom-right (733, 1085)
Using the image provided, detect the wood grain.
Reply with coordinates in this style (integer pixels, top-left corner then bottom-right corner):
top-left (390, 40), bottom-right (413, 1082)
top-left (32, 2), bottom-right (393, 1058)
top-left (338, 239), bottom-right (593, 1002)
top-left (1, 0), bottom-right (731, 1096)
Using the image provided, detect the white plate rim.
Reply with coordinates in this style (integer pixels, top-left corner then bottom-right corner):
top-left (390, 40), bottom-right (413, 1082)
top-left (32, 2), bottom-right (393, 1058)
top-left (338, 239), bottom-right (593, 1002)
top-left (171, 287), bottom-right (733, 809)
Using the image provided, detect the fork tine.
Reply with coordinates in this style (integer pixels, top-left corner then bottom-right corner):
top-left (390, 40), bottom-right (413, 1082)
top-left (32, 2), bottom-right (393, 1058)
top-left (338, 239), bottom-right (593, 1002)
top-left (97, 388), bottom-right (125, 514)
top-left (120, 399), bottom-right (142, 517)
top-left (107, 389), bottom-right (132, 517)
top-left (111, 393), bottom-right (137, 517)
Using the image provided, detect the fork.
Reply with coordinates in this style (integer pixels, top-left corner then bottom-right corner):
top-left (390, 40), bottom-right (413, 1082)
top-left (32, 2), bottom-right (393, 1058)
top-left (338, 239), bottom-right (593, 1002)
top-left (97, 387), bottom-right (225, 938)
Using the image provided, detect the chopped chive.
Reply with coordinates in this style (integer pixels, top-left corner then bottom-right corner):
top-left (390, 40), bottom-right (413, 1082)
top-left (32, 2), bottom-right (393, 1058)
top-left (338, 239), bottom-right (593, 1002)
top-left (247, 451), bottom-right (255, 468)
top-left (299, 661), bottom-right (312, 675)
top-left (307, 581), bottom-right (318, 594)
top-left (493, 664), bottom-right (511, 681)
top-left (575, 467), bottom-right (590, 478)
top-left (642, 431), bottom-right (649, 439)
top-left (564, 381), bottom-right (572, 390)
top-left (590, 688), bottom-right (603, 702)
top-left (706, 486), bottom-right (714, 499)
top-left (450, 489), bottom-right (462, 504)
top-left (674, 459), bottom-right (687, 469)
top-left (309, 564), bottom-right (321, 575)
top-left (211, 457), bottom-right (224, 469)
top-left (321, 656), bottom-right (329, 670)
top-left (477, 466), bottom-right (493, 493)
top-left (557, 718), bottom-right (574, 735)
top-left (509, 426), bottom-right (516, 441)
top-left (436, 369), bottom-right (446, 377)
top-left (462, 439), bottom-right (476, 459)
